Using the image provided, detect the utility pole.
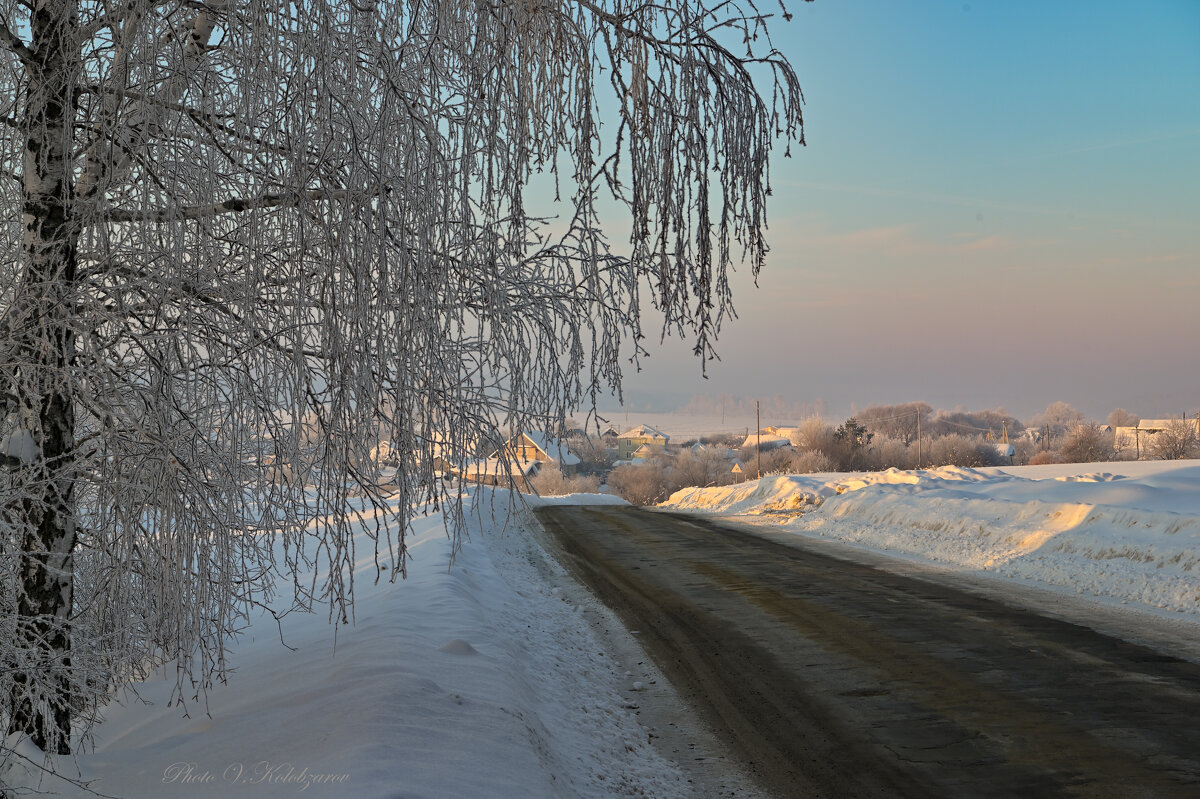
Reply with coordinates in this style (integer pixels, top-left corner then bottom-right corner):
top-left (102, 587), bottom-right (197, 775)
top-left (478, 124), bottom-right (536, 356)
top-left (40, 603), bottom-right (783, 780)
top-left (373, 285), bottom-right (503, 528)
top-left (916, 411), bottom-right (921, 469)
top-left (756, 400), bottom-right (762, 479)
top-left (1001, 421), bottom-right (1009, 444)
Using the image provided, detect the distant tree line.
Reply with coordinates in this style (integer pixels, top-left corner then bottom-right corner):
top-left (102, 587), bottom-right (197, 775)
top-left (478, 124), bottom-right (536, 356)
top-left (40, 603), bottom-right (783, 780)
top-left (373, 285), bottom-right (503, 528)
top-left (541, 402), bottom-right (1198, 505)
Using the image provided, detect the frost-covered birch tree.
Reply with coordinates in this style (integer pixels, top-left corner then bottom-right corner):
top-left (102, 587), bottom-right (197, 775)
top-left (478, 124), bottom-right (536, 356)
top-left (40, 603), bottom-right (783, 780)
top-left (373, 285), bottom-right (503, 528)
top-left (0, 0), bottom-right (803, 760)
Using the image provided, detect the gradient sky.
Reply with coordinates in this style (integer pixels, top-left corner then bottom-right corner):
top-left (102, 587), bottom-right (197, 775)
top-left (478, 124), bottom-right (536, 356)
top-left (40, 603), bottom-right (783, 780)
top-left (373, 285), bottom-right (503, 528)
top-left (615, 0), bottom-right (1200, 422)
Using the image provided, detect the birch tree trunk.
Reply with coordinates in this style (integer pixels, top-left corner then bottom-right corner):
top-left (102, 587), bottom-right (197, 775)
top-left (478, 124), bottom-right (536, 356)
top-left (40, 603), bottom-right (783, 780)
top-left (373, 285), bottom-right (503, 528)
top-left (4, 0), bottom-right (79, 754)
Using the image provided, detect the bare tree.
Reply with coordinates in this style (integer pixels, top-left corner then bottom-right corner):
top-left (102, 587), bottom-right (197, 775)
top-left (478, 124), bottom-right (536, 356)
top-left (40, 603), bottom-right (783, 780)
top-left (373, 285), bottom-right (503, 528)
top-left (857, 402), bottom-right (931, 445)
top-left (1107, 408), bottom-right (1139, 428)
top-left (0, 0), bottom-right (803, 760)
top-left (1147, 419), bottom-right (1198, 461)
top-left (1028, 401), bottom-right (1085, 434)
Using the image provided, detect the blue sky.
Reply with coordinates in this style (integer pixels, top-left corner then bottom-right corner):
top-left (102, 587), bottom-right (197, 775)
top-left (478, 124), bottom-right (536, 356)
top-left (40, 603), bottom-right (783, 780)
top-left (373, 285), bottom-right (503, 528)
top-left (616, 0), bottom-right (1200, 422)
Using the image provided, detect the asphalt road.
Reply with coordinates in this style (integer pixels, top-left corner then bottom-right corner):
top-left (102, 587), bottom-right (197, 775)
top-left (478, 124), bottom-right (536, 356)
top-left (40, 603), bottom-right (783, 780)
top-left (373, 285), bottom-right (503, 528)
top-left (535, 505), bottom-right (1200, 799)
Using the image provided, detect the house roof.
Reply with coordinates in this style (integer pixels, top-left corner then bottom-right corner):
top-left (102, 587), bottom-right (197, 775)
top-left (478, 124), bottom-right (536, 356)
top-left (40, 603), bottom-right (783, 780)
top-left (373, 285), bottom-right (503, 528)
top-left (740, 432), bottom-right (792, 449)
top-left (519, 431), bottom-right (581, 466)
top-left (1135, 419), bottom-right (1190, 431)
top-left (618, 424), bottom-right (669, 441)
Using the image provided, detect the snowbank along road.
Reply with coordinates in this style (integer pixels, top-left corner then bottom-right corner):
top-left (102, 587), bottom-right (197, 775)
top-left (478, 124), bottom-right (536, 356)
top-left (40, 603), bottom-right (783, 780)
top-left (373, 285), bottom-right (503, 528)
top-left (536, 505), bottom-right (1200, 799)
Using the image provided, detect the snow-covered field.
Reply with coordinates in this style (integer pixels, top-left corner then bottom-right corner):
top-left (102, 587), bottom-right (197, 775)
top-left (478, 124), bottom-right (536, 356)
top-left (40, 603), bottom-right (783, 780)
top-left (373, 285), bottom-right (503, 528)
top-left (10, 460), bottom-right (1200, 798)
top-left (664, 460), bottom-right (1200, 617)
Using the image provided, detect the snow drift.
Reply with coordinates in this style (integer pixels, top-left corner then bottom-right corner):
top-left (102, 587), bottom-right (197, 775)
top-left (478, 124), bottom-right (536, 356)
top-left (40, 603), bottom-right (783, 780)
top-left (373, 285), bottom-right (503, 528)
top-left (662, 461), bottom-right (1200, 616)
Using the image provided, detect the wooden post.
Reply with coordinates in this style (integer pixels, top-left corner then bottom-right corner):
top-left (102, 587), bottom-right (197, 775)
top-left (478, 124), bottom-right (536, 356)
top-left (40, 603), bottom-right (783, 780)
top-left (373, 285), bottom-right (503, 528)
top-left (756, 400), bottom-right (762, 479)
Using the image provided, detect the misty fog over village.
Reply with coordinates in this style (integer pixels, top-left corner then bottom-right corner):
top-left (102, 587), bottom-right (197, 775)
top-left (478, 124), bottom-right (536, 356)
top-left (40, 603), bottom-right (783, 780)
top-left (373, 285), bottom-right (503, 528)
top-left (1, 0), bottom-right (1198, 798)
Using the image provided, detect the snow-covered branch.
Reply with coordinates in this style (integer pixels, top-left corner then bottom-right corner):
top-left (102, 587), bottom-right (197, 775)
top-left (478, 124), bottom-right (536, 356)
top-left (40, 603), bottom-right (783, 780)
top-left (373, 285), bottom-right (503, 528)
top-left (101, 186), bottom-right (388, 222)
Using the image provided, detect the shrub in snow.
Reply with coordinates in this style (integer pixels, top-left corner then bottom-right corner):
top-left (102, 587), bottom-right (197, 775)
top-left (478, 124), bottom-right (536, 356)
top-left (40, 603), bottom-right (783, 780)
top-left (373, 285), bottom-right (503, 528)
top-left (871, 437), bottom-right (917, 470)
top-left (564, 435), bottom-right (616, 475)
top-left (607, 463), bottom-right (671, 506)
top-left (788, 449), bottom-right (835, 474)
top-left (667, 449), bottom-right (731, 489)
top-left (757, 447), bottom-right (797, 475)
top-left (529, 469), bottom-right (601, 497)
top-left (926, 434), bottom-right (1006, 468)
top-left (1058, 423), bottom-right (1114, 464)
top-left (1147, 419), bottom-right (1199, 461)
top-left (1028, 450), bottom-right (1065, 466)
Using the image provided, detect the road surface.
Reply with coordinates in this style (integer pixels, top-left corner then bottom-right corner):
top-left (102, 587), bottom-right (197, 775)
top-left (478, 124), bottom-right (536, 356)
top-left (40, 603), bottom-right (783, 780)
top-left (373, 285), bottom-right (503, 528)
top-left (535, 505), bottom-right (1200, 799)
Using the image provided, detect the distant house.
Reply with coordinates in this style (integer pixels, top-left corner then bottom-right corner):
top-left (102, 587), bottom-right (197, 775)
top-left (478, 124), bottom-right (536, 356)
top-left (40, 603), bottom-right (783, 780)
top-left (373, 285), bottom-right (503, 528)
top-left (617, 424), bottom-right (669, 460)
top-left (492, 431), bottom-right (580, 475)
top-left (740, 430), bottom-right (792, 451)
top-left (1115, 419), bottom-right (1200, 456)
top-left (631, 443), bottom-right (657, 460)
top-left (762, 425), bottom-right (799, 439)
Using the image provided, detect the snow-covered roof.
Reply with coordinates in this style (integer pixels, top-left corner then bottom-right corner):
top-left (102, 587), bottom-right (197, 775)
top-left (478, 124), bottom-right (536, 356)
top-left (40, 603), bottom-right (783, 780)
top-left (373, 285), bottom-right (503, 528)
top-left (740, 432), bottom-right (792, 450)
top-left (520, 432), bottom-right (581, 466)
top-left (618, 424), bottom-right (669, 441)
top-left (1135, 419), bottom-right (1194, 431)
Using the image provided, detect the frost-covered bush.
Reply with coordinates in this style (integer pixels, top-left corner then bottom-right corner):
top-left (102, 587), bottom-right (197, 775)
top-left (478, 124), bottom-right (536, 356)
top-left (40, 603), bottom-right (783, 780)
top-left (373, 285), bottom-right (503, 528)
top-left (789, 417), bottom-right (836, 453)
top-left (788, 449), bottom-right (835, 474)
top-left (1027, 450), bottom-right (1065, 466)
top-left (607, 463), bottom-right (671, 506)
top-left (871, 437), bottom-right (917, 470)
top-left (1058, 423), bottom-right (1114, 463)
top-left (668, 450), bottom-right (730, 489)
top-left (926, 434), bottom-right (1005, 468)
top-left (565, 435), bottom-right (616, 475)
top-left (529, 470), bottom-right (601, 497)
top-left (1147, 419), bottom-right (1198, 461)
top-left (759, 447), bottom-right (797, 475)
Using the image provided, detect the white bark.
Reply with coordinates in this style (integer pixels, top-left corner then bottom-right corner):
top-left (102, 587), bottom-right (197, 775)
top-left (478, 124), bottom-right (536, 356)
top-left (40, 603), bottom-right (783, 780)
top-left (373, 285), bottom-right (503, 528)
top-left (0, 0), bottom-right (804, 764)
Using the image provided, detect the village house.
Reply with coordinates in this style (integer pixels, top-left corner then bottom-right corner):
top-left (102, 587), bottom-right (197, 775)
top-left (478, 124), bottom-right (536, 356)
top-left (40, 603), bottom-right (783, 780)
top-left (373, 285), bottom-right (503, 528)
top-left (740, 427), bottom-right (794, 451)
top-left (491, 431), bottom-right (581, 475)
top-left (1114, 419), bottom-right (1200, 456)
top-left (617, 424), bottom-right (670, 460)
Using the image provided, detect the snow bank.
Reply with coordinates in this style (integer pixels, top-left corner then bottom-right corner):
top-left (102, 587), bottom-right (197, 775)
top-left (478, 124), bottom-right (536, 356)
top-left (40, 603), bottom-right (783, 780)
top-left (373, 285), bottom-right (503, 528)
top-left (36, 490), bottom-right (687, 798)
top-left (662, 461), bottom-right (1200, 616)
